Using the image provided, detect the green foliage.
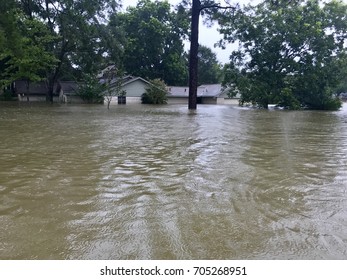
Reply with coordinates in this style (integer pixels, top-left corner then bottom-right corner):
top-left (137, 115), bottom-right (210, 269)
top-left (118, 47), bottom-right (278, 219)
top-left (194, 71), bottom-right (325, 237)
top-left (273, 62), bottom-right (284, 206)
top-left (194, 45), bottom-right (222, 85)
top-left (276, 88), bottom-right (301, 110)
top-left (1, 0), bottom-right (123, 101)
top-left (112, 0), bottom-right (188, 86)
top-left (219, 0), bottom-right (347, 110)
top-left (0, 1), bottom-right (57, 87)
top-left (0, 89), bottom-right (15, 101)
top-left (334, 78), bottom-right (347, 96)
top-left (142, 79), bottom-right (168, 104)
top-left (1, 14), bottom-right (58, 87)
top-left (77, 75), bottom-right (105, 103)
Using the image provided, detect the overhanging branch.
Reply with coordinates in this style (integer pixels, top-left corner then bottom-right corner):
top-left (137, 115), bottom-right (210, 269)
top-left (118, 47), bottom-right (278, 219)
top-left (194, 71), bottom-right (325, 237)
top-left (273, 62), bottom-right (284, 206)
top-left (200, 4), bottom-right (238, 12)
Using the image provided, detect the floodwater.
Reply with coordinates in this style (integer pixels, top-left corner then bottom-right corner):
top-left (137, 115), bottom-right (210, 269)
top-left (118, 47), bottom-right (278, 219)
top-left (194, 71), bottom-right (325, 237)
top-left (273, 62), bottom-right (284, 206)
top-left (0, 102), bottom-right (347, 259)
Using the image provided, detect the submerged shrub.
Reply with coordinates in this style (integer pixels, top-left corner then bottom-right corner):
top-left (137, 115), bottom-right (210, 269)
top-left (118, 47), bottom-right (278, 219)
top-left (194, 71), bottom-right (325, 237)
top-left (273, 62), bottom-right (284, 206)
top-left (141, 79), bottom-right (168, 104)
top-left (0, 89), bottom-right (15, 101)
top-left (77, 75), bottom-right (104, 103)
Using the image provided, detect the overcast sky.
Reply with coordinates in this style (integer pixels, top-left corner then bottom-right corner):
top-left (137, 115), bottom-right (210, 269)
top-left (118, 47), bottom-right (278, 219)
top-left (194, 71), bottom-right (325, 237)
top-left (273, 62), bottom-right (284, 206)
top-left (121, 0), bottom-right (261, 63)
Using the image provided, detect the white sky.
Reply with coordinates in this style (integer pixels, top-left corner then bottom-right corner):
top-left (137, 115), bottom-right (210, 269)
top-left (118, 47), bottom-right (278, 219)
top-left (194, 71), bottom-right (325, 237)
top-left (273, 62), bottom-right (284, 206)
top-left (121, 0), bottom-right (261, 63)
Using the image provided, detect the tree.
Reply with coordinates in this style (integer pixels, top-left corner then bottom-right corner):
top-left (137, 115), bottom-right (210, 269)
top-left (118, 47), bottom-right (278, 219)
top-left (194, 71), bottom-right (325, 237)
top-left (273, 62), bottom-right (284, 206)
top-left (16, 0), bottom-right (122, 102)
top-left (218, 0), bottom-right (347, 110)
top-left (1, 0), bottom-right (56, 90)
top-left (111, 0), bottom-right (189, 86)
top-left (0, 0), bottom-right (18, 65)
top-left (1, 0), bottom-right (19, 89)
top-left (100, 66), bottom-right (127, 109)
top-left (178, 0), bottom-right (236, 109)
top-left (141, 79), bottom-right (168, 104)
top-left (186, 45), bottom-right (223, 85)
top-left (1, 14), bottom-right (58, 96)
top-left (195, 45), bottom-right (222, 84)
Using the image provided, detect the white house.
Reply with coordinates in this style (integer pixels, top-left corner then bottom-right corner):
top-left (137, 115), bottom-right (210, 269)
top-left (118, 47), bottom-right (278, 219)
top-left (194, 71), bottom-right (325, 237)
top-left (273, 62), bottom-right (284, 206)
top-left (104, 75), bottom-right (152, 104)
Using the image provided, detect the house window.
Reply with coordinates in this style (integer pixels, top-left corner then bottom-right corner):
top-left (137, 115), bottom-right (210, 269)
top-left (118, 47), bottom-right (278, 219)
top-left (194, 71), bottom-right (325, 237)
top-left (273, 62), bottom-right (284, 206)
top-left (118, 96), bottom-right (126, 104)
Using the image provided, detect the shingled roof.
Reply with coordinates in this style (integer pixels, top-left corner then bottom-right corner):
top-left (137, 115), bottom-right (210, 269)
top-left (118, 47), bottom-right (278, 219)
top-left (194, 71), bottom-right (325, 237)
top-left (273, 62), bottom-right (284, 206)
top-left (167, 84), bottom-right (224, 98)
top-left (14, 80), bottom-right (79, 95)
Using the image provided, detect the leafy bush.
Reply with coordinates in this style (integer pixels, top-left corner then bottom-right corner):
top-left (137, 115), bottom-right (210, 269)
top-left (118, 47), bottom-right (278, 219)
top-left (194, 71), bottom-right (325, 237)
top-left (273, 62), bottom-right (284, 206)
top-left (77, 75), bottom-right (105, 103)
top-left (141, 79), bottom-right (168, 104)
top-left (0, 90), bottom-right (16, 101)
top-left (316, 97), bottom-right (342, 111)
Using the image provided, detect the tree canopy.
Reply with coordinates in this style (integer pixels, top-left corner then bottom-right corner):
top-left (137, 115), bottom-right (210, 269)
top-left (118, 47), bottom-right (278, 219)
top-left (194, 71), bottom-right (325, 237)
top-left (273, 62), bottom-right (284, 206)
top-left (112, 0), bottom-right (189, 86)
top-left (1, 0), bottom-right (122, 101)
top-left (218, 0), bottom-right (347, 110)
top-left (1, 0), bottom-right (56, 89)
top-left (196, 45), bottom-right (222, 84)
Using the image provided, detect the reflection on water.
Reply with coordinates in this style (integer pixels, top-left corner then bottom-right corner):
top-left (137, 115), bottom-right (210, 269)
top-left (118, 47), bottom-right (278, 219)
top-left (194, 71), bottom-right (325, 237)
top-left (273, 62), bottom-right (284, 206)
top-left (0, 102), bottom-right (347, 259)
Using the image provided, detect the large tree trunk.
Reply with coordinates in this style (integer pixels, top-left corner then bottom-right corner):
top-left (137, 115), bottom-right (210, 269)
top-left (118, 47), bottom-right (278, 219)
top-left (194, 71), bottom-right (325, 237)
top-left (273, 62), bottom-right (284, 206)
top-left (46, 77), bottom-right (54, 103)
top-left (46, 47), bottom-right (65, 103)
top-left (188, 0), bottom-right (201, 110)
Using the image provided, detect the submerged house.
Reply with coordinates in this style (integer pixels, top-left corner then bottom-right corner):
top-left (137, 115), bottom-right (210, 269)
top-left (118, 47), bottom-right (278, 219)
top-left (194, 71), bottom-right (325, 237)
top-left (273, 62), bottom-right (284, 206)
top-left (166, 84), bottom-right (240, 105)
top-left (14, 80), bottom-right (79, 102)
top-left (101, 75), bottom-right (152, 104)
top-left (13, 76), bottom-right (152, 104)
top-left (12, 71), bottom-right (240, 106)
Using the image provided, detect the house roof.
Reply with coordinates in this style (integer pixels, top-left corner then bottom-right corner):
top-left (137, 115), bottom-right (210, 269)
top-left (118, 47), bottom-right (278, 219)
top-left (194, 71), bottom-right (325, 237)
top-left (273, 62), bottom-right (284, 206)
top-left (167, 84), bottom-right (224, 98)
top-left (14, 80), bottom-right (79, 95)
top-left (15, 81), bottom-right (48, 95)
top-left (167, 84), bottom-right (241, 99)
top-left (198, 84), bottom-right (223, 97)
top-left (167, 86), bottom-right (189, 97)
top-left (60, 81), bottom-right (79, 93)
top-left (121, 76), bottom-right (152, 87)
top-left (97, 65), bottom-right (117, 79)
top-left (100, 75), bottom-right (152, 89)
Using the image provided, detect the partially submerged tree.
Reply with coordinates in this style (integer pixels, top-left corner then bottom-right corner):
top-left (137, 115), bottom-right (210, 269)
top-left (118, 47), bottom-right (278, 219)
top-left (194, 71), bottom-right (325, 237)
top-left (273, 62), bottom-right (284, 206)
top-left (2, 16), bottom-right (57, 97)
top-left (218, 0), bottom-right (347, 110)
top-left (16, 0), bottom-right (122, 103)
top-left (0, 1), bottom-right (57, 92)
top-left (178, 0), bottom-right (237, 109)
top-left (101, 66), bottom-right (126, 109)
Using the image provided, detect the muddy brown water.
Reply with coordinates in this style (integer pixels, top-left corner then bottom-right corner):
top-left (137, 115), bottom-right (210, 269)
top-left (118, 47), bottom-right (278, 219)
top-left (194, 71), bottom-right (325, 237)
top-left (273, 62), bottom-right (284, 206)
top-left (1, 102), bottom-right (347, 259)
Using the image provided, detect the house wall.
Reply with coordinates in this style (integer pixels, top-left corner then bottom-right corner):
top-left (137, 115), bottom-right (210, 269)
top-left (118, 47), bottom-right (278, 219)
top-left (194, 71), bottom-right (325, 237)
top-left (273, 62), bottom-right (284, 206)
top-left (122, 80), bottom-right (148, 97)
top-left (65, 95), bottom-right (84, 103)
top-left (108, 96), bottom-right (142, 105)
top-left (106, 79), bottom-right (149, 105)
top-left (108, 96), bottom-right (142, 104)
top-left (167, 97), bottom-right (188, 104)
top-left (201, 97), bottom-right (217, 105)
top-left (216, 98), bottom-right (240, 105)
top-left (126, 97), bottom-right (142, 103)
top-left (18, 94), bottom-right (60, 102)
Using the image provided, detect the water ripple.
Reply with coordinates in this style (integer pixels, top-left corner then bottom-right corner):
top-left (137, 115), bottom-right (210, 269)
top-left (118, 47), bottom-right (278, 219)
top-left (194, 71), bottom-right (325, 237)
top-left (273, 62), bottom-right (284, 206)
top-left (1, 103), bottom-right (347, 259)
